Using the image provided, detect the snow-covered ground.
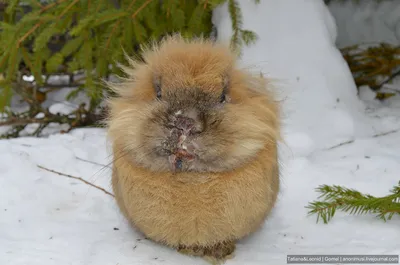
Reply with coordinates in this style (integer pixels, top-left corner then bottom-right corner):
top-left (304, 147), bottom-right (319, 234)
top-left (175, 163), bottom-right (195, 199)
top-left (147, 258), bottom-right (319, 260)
top-left (1, 0), bottom-right (400, 264)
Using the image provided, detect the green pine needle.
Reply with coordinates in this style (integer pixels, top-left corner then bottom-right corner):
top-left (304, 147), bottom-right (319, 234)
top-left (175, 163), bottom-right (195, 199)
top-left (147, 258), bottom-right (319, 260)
top-left (0, 0), bottom-right (260, 136)
top-left (306, 181), bottom-right (400, 224)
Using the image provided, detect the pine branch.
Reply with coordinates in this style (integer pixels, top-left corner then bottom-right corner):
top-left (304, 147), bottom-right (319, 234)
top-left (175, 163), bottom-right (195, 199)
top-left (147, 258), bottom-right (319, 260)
top-left (228, 0), bottom-right (242, 50)
top-left (306, 182), bottom-right (400, 224)
top-left (132, 0), bottom-right (153, 18)
top-left (104, 0), bottom-right (138, 49)
top-left (58, 0), bottom-right (79, 19)
top-left (227, 0), bottom-right (258, 54)
top-left (30, 0), bottom-right (43, 8)
top-left (109, 0), bottom-right (120, 9)
top-left (17, 20), bottom-right (43, 47)
top-left (0, 52), bottom-right (9, 71)
top-left (40, 0), bottom-right (68, 13)
top-left (106, 20), bottom-right (121, 49)
top-left (1, 0), bottom-right (260, 138)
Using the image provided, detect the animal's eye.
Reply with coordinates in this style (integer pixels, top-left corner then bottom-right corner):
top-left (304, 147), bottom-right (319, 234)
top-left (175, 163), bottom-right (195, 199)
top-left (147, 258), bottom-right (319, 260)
top-left (154, 76), bottom-right (162, 99)
top-left (220, 92), bottom-right (226, 103)
top-left (156, 85), bottom-right (162, 99)
top-left (220, 75), bottom-right (229, 103)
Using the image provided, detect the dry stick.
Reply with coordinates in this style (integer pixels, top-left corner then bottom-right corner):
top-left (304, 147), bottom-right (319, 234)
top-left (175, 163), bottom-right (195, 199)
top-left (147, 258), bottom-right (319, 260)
top-left (75, 156), bottom-right (110, 168)
top-left (326, 139), bottom-right (354, 150)
top-left (37, 165), bottom-right (115, 197)
top-left (375, 68), bottom-right (400, 90)
top-left (0, 115), bottom-right (72, 126)
top-left (326, 129), bottom-right (400, 150)
top-left (372, 129), bottom-right (400, 138)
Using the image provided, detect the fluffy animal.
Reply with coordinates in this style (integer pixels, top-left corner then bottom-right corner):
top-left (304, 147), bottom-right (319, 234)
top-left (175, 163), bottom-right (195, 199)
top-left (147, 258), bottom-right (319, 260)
top-left (106, 35), bottom-right (281, 264)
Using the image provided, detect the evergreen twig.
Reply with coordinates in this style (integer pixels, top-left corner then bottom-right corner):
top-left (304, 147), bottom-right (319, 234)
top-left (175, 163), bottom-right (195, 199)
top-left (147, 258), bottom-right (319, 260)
top-left (17, 20), bottom-right (43, 47)
top-left (58, 0), bottom-right (79, 19)
top-left (40, 0), bottom-right (68, 13)
top-left (131, 0), bottom-right (152, 18)
top-left (306, 182), bottom-right (400, 224)
top-left (109, 0), bottom-right (121, 9)
top-left (0, 0), bottom-right (260, 138)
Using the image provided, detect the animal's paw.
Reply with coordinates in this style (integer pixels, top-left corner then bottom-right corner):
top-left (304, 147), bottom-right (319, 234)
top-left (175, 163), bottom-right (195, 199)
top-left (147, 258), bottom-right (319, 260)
top-left (177, 241), bottom-right (236, 264)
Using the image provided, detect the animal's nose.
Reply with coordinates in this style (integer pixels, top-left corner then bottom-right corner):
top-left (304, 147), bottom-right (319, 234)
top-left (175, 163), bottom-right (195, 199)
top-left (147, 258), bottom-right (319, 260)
top-left (175, 115), bottom-right (195, 132)
top-left (174, 113), bottom-right (204, 134)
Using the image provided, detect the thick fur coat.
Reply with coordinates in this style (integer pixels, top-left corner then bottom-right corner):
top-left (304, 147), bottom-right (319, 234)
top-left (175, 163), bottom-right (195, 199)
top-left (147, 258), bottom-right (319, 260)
top-left (106, 35), bottom-right (280, 262)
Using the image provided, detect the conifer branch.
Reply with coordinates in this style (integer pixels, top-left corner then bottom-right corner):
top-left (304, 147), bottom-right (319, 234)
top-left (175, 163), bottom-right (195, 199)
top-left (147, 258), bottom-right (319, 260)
top-left (40, 0), bottom-right (68, 13)
top-left (17, 21), bottom-right (43, 47)
top-left (58, 0), bottom-right (79, 19)
top-left (1, 0), bottom-right (260, 138)
top-left (105, 0), bottom-right (137, 49)
top-left (20, 47), bottom-right (34, 71)
top-left (132, 0), bottom-right (153, 18)
top-left (0, 52), bottom-right (8, 71)
top-left (31, 0), bottom-right (43, 8)
top-left (106, 21), bottom-right (121, 49)
top-left (306, 182), bottom-right (400, 224)
top-left (95, 0), bottom-right (102, 12)
top-left (109, 0), bottom-right (120, 9)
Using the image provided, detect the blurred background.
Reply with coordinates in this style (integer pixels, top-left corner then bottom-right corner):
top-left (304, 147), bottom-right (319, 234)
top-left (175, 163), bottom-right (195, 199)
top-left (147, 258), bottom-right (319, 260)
top-left (0, 0), bottom-right (399, 138)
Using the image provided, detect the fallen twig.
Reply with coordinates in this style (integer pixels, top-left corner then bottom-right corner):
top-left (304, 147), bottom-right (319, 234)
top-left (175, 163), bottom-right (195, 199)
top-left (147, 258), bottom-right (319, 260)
top-left (372, 129), bottom-right (400, 138)
top-left (75, 156), bottom-right (110, 168)
top-left (374, 68), bottom-right (400, 90)
top-left (37, 164), bottom-right (114, 197)
top-left (327, 139), bottom-right (354, 150)
top-left (325, 128), bottom-right (400, 150)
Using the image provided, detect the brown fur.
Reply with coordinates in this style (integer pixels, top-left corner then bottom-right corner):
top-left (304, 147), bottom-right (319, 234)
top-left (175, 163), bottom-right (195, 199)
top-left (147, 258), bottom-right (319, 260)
top-left (106, 35), bottom-right (281, 263)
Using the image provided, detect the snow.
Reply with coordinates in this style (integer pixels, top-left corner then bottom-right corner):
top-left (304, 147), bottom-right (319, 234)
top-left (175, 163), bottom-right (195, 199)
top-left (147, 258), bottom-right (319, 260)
top-left (215, 0), bottom-right (381, 153)
top-left (1, 0), bottom-right (400, 264)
